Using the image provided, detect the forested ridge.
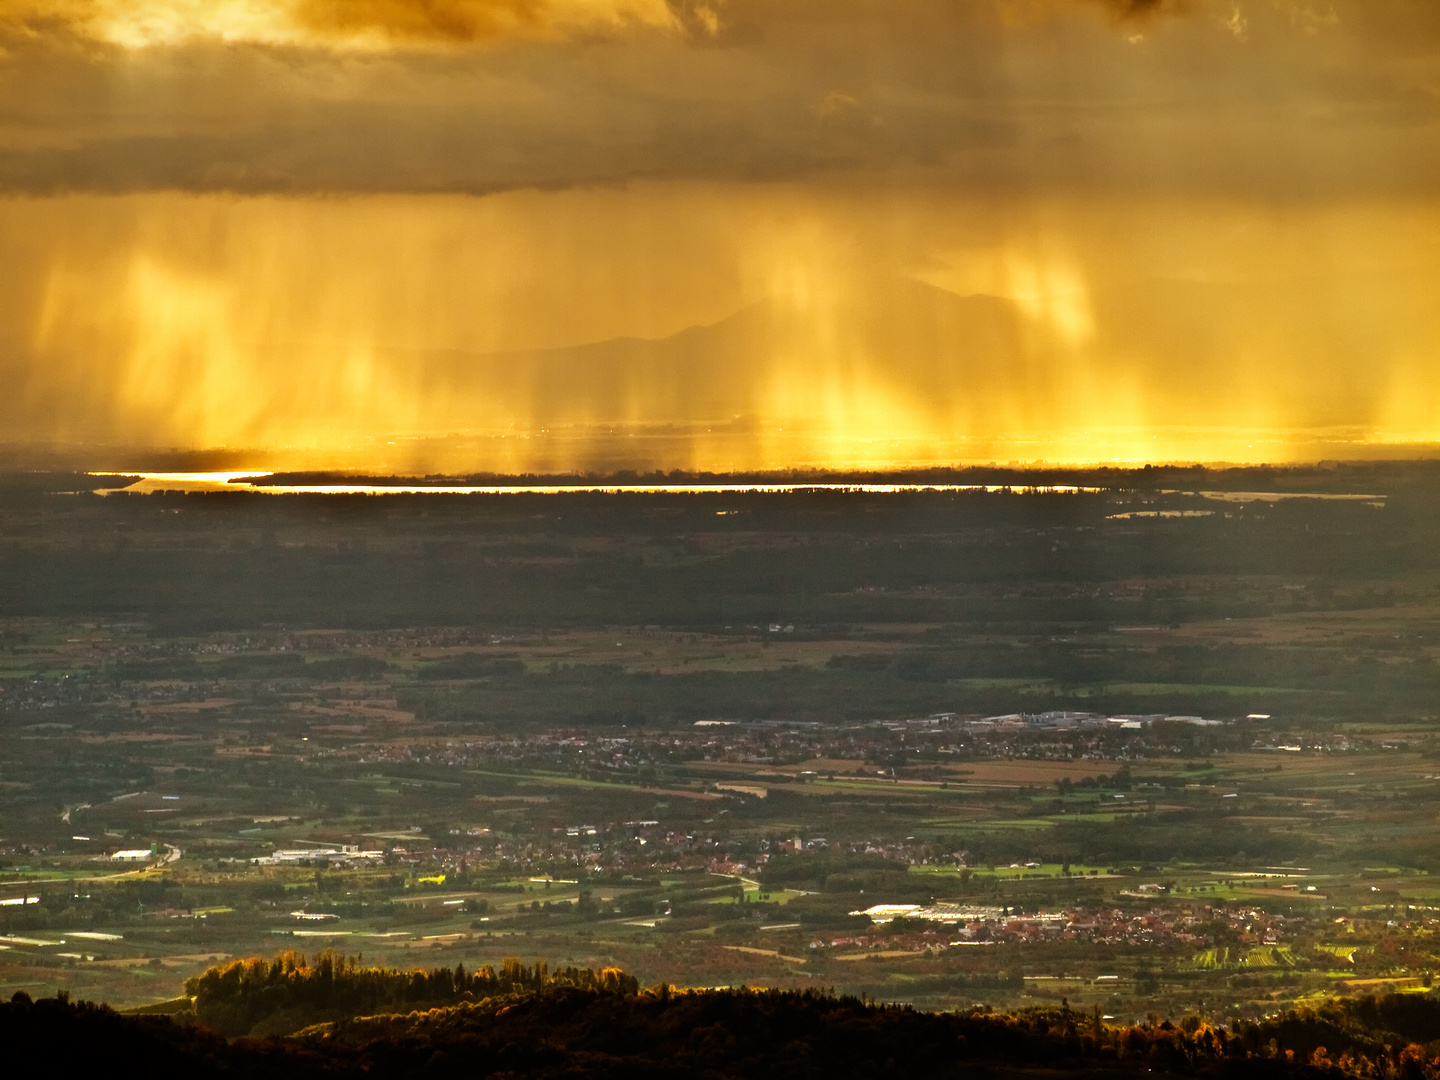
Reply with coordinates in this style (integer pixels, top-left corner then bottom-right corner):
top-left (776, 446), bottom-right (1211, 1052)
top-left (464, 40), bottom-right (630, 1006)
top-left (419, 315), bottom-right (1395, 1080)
top-left (185, 952), bottom-right (639, 1037)
top-left (5, 953), bottom-right (1440, 1078)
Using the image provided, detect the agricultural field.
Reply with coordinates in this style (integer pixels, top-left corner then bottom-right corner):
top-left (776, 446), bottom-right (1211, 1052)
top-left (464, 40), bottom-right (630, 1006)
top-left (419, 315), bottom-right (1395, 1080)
top-left (2, 464), bottom-right (1440, 1022)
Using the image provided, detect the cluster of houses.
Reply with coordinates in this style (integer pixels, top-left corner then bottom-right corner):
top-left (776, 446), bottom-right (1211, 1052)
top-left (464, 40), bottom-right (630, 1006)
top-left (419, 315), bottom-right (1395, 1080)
top-left (253, 844), bottom-right (386, 868)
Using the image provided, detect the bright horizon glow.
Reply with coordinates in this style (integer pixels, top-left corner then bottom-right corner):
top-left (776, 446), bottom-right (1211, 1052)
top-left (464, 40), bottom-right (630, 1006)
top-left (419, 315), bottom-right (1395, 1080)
top-left (92, 472), bottom-right (1390, 499)
top-left (95, 472), bottom-right (1109, 496)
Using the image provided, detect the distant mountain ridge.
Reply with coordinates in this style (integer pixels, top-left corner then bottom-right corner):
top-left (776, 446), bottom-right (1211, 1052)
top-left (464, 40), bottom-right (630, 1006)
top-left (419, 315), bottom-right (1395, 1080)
top-left (429, 276), bottom-right (1048, 427)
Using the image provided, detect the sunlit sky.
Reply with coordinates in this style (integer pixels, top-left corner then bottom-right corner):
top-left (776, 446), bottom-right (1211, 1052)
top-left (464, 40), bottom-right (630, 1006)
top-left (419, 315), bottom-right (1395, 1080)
top-left (2, 0), bottom-right (1438, 471)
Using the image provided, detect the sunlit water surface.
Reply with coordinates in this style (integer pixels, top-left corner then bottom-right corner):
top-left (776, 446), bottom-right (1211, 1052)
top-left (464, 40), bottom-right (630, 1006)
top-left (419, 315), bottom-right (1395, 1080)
top-left (91, 473), bottom-right (1385, 502)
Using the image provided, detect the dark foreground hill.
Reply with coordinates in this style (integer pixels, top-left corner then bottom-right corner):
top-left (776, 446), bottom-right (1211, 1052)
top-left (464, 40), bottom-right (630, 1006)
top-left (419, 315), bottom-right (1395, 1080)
top-left (5, 954), bottom-right (1440, 1079)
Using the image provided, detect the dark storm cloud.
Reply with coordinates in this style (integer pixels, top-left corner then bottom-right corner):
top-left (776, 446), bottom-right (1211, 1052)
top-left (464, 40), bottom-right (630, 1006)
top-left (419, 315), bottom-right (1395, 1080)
top-left (0, 0), bottom-right (1435, 197)
top-left (1095, 0), bottom-right (1169, 15)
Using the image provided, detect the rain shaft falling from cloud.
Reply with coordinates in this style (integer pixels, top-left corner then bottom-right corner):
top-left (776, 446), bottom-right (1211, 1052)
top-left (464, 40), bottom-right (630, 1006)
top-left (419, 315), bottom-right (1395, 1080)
top-left (6, 190), bottom-right (1440, 471)
top-left (0, 0), bottom-right (1436, 468)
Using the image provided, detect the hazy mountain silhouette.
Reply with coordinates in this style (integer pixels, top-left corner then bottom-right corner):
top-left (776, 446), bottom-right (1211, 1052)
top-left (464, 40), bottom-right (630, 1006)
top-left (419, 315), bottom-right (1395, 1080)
top-left (432, 276), bottom-right (1046, 426)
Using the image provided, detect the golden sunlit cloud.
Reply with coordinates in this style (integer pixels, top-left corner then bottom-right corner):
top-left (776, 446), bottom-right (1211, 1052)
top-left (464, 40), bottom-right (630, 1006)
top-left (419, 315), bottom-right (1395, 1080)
top-left (0, 0), bottom-right (1433, 198)
top-left (0, 0), bottom-right (1189, 52)
top-left (0, 0), bottom-right (682, 49)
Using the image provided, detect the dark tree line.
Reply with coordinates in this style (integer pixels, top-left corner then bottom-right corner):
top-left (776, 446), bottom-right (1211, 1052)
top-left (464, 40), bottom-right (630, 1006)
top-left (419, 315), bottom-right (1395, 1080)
top-left (5, 952), bottom-right (1440, 1079)
top-left (185, 951), bottom-right (638, 1036)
